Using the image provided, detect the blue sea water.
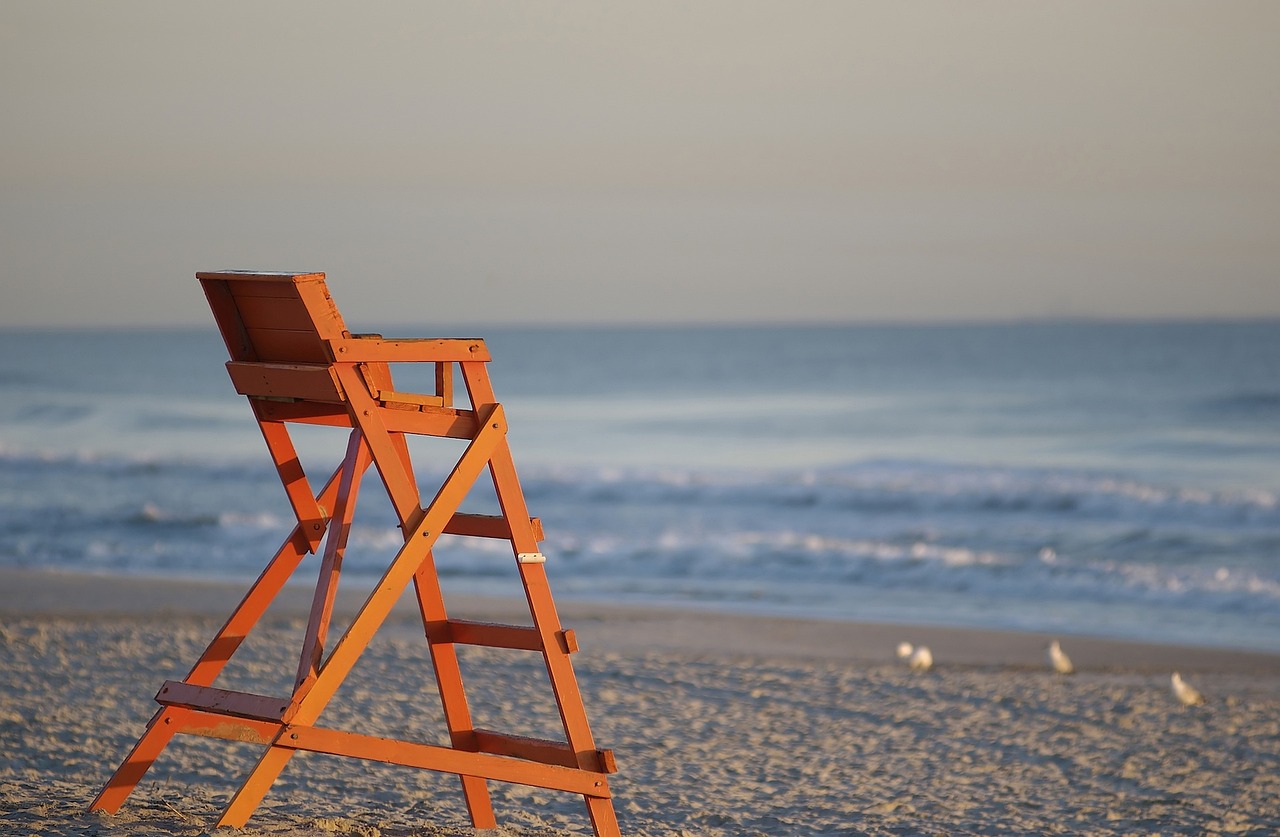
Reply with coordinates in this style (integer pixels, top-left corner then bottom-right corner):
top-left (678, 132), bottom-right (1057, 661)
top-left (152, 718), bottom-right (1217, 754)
top-left (1, 322), bottom-right (1278, 651)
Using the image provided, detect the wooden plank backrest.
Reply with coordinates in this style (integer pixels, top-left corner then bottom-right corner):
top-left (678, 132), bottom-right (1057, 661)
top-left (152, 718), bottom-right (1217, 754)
top-left (199, 272), bottom-right (351, 403)
top-left (199, 272), bottom-right (347, 364)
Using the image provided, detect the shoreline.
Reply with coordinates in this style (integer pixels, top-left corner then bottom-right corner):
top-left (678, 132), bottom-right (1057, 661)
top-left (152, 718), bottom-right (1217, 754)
top-left (4, 566), bottom-right (1278, 675)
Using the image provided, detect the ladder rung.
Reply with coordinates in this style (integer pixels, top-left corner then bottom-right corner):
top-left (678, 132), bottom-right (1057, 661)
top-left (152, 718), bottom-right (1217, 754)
top-left (444, 512), bottom-right (544, 541)
top-left (447, 620), bottom-right (541, 651)
top-left (473, 728), bottom-right (617, 774)
top-left (446, 621), bottom-right (578, 654)
top-left (156, 680), bottom-right (290, 723)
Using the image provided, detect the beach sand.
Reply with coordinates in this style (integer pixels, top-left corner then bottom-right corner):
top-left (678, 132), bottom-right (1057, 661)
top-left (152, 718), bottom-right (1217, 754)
top-left (2, 567), bottom-right (1278, 836)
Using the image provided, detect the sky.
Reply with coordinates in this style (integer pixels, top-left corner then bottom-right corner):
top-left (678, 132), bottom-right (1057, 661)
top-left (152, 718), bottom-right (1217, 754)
top-left (2, 1), bottom-right (1278, 328)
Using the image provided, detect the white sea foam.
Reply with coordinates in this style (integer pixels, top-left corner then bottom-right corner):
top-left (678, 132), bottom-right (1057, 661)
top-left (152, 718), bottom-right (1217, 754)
top-left (2, 324), bottom-right (1279, 650)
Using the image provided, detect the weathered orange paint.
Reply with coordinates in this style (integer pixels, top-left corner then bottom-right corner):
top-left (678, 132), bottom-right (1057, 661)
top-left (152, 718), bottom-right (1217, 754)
top-left (89, 271), bottom-right (620, 836)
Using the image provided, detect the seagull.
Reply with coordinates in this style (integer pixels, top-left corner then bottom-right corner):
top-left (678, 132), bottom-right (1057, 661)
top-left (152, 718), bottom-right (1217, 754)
top-left (1048, 640), bottom-right (1074, 675)
top-left (897, 642), bottom-right (933, 671)
top-left (1171, 672), bottom-right (1205, 706)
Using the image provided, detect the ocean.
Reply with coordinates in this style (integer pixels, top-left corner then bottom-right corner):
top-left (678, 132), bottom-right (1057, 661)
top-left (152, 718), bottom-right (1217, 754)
top-left (1, 322), bottom-right (1278, 652)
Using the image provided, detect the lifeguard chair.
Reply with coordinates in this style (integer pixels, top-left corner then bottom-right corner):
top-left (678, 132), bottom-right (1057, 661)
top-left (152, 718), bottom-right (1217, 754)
top-left (90, 271), bottom-right (620, 835)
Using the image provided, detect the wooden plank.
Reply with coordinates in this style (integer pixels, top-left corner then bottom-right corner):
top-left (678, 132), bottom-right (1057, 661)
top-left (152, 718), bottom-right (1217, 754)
top-left (447, 620), bottom-right (543, 652)
top-left (253, 414), bottom-right (327, 553)
top-left (227, 361), bottom-right (344, 403)
top-left (176, 709), bottom-right (281, 745)
top-left (282, 725), bottom-right (612, 797)
top-left (156, 680), bottom-right (290, 722)
top-left (197, 270), bottom-right (322, 279)
top-left (471, 732), bottom-right (586, 773)
top-left (295, 432), bottom-right (368, 692)
top-left (473, 729), bottom-right (574, 766)
top-left (293, 277), bottom-right (348, 341)
top-left (197, 271), bottom-right (325, 294)
top-left (201, 278), bottom-right (258, 361)
top-left (251, 401), bottom-right (353, 427)
top-left (250, 401), bottom-right (481, 439)
top-left (445, 621), bottom-right (573, 654)
top-left (358, 361), bottom-right (396, 399)
top-left (330, 337), bottom-right (491, 363)
top-left (229, 282), bottom-right (301, 298)
top-left (235, 294), bottom-right (322, 331)
top-left (244, 326), bottom-right (330, 363)
top-left (379, 390), bottom-right (446, 408)
top-left (437, 361), bottom-right (454, 407)
top-left (217, 737), bottom-right (296, 827)
top-left (444, 512), bottom-right (544, 541)
top-left (473, 728), bottom-right (615, 774)
top-left (378, 407), bottom-right (480, 439)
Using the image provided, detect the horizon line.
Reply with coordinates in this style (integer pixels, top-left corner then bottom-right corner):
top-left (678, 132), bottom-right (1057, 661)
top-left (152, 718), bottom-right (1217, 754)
top-left (2, 314), bottom-right (1278, 333)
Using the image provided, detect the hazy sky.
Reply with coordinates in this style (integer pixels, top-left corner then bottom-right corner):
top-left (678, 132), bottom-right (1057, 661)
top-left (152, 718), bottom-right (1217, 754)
top-left (3, 1), bottom-right (1278, 327)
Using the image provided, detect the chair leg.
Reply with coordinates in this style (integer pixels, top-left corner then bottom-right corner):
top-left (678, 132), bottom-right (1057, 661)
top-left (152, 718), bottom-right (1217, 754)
top-left (586, 796), bottom-right (623, 837)
top-left (215, 735), bottom-right (298, 828)
top-left (88, 707), bottom-right (182, 813)
top-left (458, 775), bottom-right (498, 830)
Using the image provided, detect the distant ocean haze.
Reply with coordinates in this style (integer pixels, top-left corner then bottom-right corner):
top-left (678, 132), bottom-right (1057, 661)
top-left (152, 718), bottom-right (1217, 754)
top-left (0, 322), bottom-right (1277, 650)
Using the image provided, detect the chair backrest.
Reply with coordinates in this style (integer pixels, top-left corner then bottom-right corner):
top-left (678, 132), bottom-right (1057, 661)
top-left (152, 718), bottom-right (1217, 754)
top-left (199, 271), bottom-right (350, 404)
top-left (200, 271), bottom-right (347, 362)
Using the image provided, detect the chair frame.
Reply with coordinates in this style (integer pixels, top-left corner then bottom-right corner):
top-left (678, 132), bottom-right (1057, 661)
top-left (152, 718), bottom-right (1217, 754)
top-left (89, 271), bottom-right (620, 835)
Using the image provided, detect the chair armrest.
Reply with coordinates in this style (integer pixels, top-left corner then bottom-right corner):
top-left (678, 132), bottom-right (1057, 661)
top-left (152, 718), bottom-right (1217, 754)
top-left (329, 336), bottom-right (491, 363)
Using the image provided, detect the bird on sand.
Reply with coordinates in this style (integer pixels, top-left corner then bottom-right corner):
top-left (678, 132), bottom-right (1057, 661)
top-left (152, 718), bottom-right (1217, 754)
top-left (1048, 639), bottom-right (1074, 674)
top-left (1171, 672), bottom-right (1206, 706)
top-left (897, 642), bottom-right (933, 672)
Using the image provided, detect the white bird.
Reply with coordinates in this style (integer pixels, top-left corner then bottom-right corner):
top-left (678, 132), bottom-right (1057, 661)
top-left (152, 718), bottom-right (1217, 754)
top-left (909, 645), bottom-right (933, 671)
top-left (897, 642), bottom-right (933, 671)
top-left (1171, 672), bottom-right (1205, 706)
top-left (1048, 640), bottom-right (1074, 675)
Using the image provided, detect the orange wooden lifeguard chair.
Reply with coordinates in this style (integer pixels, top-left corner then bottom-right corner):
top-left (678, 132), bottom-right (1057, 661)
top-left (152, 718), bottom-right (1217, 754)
top-left (90, 271), bottom-right (620, 835)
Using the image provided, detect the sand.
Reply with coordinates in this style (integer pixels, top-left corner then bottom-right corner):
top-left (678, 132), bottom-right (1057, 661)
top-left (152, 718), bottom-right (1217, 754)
top-left (2, 567), bottom-right (1279, 836)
